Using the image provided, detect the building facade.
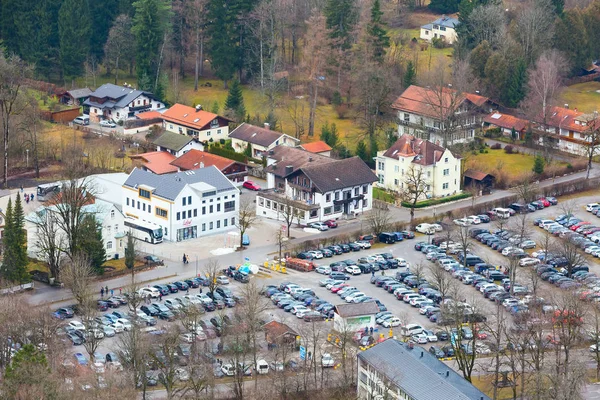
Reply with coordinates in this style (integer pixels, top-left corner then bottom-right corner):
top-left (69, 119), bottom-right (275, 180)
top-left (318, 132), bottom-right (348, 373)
top-left (375, 134), bottom-right (462, 199)
top-left (229, 123), bottom-right (300, 158)
top-left (420, 15), bottom-right (459, 44)
top-left (392, 85), bottom-right (493, 146)
top-left (84, 83), bottom-right (164, 123)
top-left (162, 103), bottom-right (231, 142)
top-left (122, 167), bottom-right (239, 242)
top-left (535, 106), bottom-right (599, 155)
top-left (153, 131), bottom-right (205, 157)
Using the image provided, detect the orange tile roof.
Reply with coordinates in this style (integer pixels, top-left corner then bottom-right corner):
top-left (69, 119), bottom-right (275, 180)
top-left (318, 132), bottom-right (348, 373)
top-left (483, 113), bottom-right (529, 131)
top-left (300, 140), bottom-right (332, 153)
top-left (135, 110), bottom-right (162, 120)
top-left (161, 103), bottom-right (227, 131)
top-left (391, 85), bottom-right (490, 119)
top-left (130, 151), bottom-right (177, 174)
top-left (542, 106), bottom-right (589, 133)
top-left (170, 149), bottom-right (235, 172)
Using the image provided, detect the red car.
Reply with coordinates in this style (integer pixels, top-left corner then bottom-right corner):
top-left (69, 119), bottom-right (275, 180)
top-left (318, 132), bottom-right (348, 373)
top-left (537, 197), bottom-right (551, 207)
top-left (324, 219), bottom-right (338, 228)
top-left (242, 181), bottom-right (261, 191)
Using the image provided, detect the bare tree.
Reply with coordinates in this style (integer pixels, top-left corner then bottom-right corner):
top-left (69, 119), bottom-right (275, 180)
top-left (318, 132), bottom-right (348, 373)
top-left (187, 0), bottom-right (208, 91)
top-left (399, 165), bottom-right (429, 226)
top-left (512, 175), bottom-right (539, 204)
top-left (366, 206), bottom-right (391, 237)
top-left (514, 0), bottom-right (556, 65)
top-left (557, 236), bottom-right (587, 277)
top-left (149, 328), bottom-right (184, 400)
top-left (278, 196), bottom-right (300, 238)
top-left (204, 259), bottom-right (221, 297)
top-left (469, 4), bottom-right (508, 50)
top-left (427, 262), bottom-right (458, 300)
top-left (31, 208), bottom-right (64, 281)
top-left (581, 116), bottom-right (600, 179)
top-left (19, 93), bottom-right (42, 178)
top-left (104, 14), bottom-right (134, 85)
top-left (236, 199), bottom-right (258, 249)
top-left (118, 320), bottom-right (151, 396)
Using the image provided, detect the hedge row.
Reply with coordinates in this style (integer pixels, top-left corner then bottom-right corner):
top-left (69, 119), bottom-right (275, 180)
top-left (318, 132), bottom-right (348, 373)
top-left (207, 146), bottom-right (263, 164)
top-left (401, 192), bottom-right (472, 209)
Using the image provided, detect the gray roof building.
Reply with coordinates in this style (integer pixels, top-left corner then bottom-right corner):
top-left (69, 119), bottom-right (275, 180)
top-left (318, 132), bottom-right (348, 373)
top-left (152, 131), bottom-right (195, 152)
top-left (123, 166), bottom-right (237, 201)
top-left (66, 88), bottom-right (92, 100)
top-left (299, 157), bottom-right (378, 193)
top-left (335, 302), bottom-right (379, 318)
top-left (230, 123), bottom-right (299, 147)
top-left (421, 15), bottom-right (459, 30)
top-left (358, 339), bottom-right (490, 400)
top-left (84, 83), bottom-right (156, 110)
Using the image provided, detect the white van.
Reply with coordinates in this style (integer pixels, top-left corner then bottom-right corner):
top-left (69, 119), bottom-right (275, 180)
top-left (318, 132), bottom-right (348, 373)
top-left (492, 208), bottom-right (511, 219)
top-left (401, 323), bottom-right (424, 336)
top-left (255, 359), bottom-right (269, 375)
top-left (73, 115), bottom-right (90, 126)
top-left (415, 223), bottom-right (435, 234)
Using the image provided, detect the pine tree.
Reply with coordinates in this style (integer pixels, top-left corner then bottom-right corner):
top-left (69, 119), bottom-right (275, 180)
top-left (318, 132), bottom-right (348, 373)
top-left (356, 140), bottom-right (368, 162)
top-left (2, 197), bottom-right (14, 282)
top-left (367, 0), bottom-right (390, 63)
top-left (58, 0), bottom-right (92, 79)
top-left (78, 214), bottom-right (106, 274)
top-left (533, 155), bottom-right (545, 174)
top-left (211, 101), bottom-right (220, 114)
top-left (504, 59), bottom-right (527, 108)
top-left (207, 0), bottom-right (240, 86)
top-left (511, 127), bottom-right (518, 142)
top-left (403, 61), bottom-right (417, 87)
top-left (2, 195), bottom-right (28, 283)
top-left (225, 80), bottom-right (246, 121)
top-left (324, 0), bottom-right (359, 50)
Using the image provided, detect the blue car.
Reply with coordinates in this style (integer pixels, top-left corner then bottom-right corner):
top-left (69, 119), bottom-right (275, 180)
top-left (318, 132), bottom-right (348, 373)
top-left (74, 353), bottom-right (88, 366)
top-left (242, 234), bottom-right (250, 246)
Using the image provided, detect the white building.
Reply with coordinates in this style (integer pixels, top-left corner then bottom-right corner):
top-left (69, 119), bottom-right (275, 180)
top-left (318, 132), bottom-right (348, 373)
top-left (357, 339), bottom-right (490, 400)
top-left (84, 83), bottom-right (165, 123)
top-left (534, 106), bottom-right (599, 156)
top-left (161, 103), bottom-right (232, 143)
top-left (256, 146), bottom-right (378, 224)
top-left (25, 199), bottom-right (126, 261)
top-left (229, 123), bottom-right (300, 158)
top-left (392, 85), bottom-right (493, 146)
top-left (333, 303), bottom-right (378, 333)
top-left (375, 134), bottom-right (462, 199)
top-left (122, 166), bottom-right (239, 242)
top-left (420, 15), bottom-right (459, 44)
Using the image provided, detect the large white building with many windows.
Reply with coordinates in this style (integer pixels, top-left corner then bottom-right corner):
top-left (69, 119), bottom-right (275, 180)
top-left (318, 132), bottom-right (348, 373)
top-left (375, 134), bottom-right (462, 199)
top-left (122, 166), bottom-right (239, 242)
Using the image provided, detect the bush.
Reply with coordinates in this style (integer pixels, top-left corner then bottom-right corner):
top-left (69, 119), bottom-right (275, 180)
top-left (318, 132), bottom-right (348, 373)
top-left (431, 37), bottom-right (446, 49)
top-left (491, 143), bottom-right (502, 150)
top-left (401, 192), bottom-right (471, 208)
top-left (331, 91), bottom-right (343, 107)
top-left (335, 104), bottom-right (349, 119)
top-left (484, 128), bottom-right (502, 138)
top-left (504, 145), bottom-right (514, 154)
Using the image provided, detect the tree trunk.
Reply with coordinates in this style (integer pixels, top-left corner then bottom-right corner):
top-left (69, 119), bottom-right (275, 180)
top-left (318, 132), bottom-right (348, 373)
top-left (3, 120), bottom-right (8, 188)
top-left (199, 32), bottom-right (204, 77)
top-left (194, 28), bottom-right (200, 92)
top-left (115, 55), bottom-right (120, 85)
top-left (308, 81), bottom-right (318, 137)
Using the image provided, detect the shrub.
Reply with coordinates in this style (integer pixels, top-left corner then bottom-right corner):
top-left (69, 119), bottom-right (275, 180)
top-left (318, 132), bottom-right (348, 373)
top-left (401, 192), bottom-right (471, 208)
top-left (331, 91), bottom-right (343, 107)
top-left (335, 104), bottom-right (349, 119)
top-left (504, 145), bottom-right (514, 154)
top-left (491, 143), bottom-right (502, 150)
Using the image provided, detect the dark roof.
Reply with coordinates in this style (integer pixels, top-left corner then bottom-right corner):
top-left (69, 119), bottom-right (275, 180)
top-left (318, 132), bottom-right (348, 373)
top-left (152, 131), bottom-right (194, 152)
top-left (66, 88), bottom-right (92, 99)
top-left (334, 302), bottom-right (379, 318)
top-left (123, 166), bottom-right (237, 201)
top-left (84, 83), bottom-right (155, 109)
top-left (266, 146), bottom-right (332, 178)
top-left (382, 134), bottom-right (451, 166)
top-left (263, 321), bottom-right (298, 338)
top-left (359, 340), bottom-right (490, 400)
top-left (299, 157), bottom-right (378, 193)
top-left (463, 169), bottom-right (493, 181)
top-left (229, 123), bottom-right (298, 147)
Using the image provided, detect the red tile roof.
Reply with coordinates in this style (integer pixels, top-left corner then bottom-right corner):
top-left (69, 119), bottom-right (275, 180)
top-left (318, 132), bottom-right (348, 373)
top-left (542, 106), bottom-right (589, 133)
top-left (483, 113), bottom-right (529, 131)
top-left (391, 85), bottom-right (489, 119)
top-left (135, 110), bottom-right (162, 120)
top-left (161, 103), bottom-right (227, 131)
top-left (300, 140), bottom-right (332, 153)
top-left (382, 134), bottom-right (450, 166)
top-left (170, 149), bottom-right (236, 172)
top-left (130, 151), bottom-right (177, 174)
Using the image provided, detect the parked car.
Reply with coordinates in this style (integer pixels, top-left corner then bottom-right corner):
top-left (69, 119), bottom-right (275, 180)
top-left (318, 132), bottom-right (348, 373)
top-left (309, 222), bottom-right (329, 231)
top-left (242, 181), bottom-right (261, 191)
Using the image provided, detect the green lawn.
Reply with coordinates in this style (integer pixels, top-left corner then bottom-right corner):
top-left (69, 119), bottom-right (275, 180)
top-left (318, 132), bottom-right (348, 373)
top-left (389, 27), bottom-right (454, 76)
top-left (559, 81), bottom-right (600, 113)
top-left (465, 149), bottom-right (554, 175)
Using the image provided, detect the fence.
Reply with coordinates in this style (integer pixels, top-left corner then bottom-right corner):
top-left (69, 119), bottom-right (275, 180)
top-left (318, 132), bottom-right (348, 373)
top-left (0, 282), bottom-right (34, 295)
top-left (40, 107), bottom-right (80, 123)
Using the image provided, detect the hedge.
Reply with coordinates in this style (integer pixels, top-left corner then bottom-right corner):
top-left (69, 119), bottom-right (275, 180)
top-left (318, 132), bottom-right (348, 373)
top-left (401, 192), bottom-right (472, 208)
top-left (207, 146), bottom-right (249, 164)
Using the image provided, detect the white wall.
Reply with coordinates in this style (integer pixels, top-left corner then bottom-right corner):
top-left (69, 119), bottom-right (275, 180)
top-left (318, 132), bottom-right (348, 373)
top-left (164, 121), bottom-right (229, 142)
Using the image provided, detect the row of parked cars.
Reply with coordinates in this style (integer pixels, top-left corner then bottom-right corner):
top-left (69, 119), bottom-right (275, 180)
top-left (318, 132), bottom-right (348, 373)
top-left (263, 282), bottom-right (338, 322)
top-left (469, 228), bottom-right (540, 267)
top-left (313, 252), bottom-right (411, 279)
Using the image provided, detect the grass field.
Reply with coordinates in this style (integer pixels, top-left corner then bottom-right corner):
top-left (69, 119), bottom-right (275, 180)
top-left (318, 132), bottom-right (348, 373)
top-left (465, 149), bottom-right (566, 176)
top-left (559, 81), bottom-right (600, 113)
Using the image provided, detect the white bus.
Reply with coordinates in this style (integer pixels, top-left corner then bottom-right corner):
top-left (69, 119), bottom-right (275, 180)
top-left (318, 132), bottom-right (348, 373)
top-left (124, 218), bottom-right (163, 244)
top-left (36, 182), bottom-right (62, 202)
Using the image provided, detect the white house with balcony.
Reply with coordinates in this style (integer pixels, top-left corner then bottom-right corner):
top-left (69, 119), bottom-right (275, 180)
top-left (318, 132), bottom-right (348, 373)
top-left (229, 123), bottom-right (300, 158)
top-left (420, 15), bottom-right (459, 44)
top-left (256, 146), bottom-right (377, 224)
top-left (161, 103), bottom-right (232, 143)
top-left (122, 166), bottom-right (239, 242)
top-left (83, 83), bottom-right (164, 123)
top-left (392, 85), bottom-right (493, 146)
top-left (25, 199), bottom-right (126, 261)
top-left (375, 134), bottom-right (462, 199)
top-left (533, 106), bottom-right (599, 155)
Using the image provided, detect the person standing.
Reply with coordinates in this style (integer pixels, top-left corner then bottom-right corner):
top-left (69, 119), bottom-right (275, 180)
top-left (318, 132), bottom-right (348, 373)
top-left (110, 289), bottom-right (114, 297)
top-left (100, 288), bottom-right (104, 298)
top-left (159, 293), bottom-right (163, 302)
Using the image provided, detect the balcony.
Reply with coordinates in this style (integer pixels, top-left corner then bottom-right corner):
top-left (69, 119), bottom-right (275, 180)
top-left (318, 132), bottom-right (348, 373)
top-left (130, 103), bottom-right (152, 112)
top-left (259, 189), bottom-right (320, 211)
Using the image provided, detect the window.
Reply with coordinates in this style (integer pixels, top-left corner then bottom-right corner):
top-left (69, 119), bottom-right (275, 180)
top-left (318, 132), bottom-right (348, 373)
top-left (363, 185), bottom-right (368, 194)
top-left (224, 219), bottom-right (228, 227)
top-left (202, 206), bottom-right (206, 215)
top-left (363, 199), bottom-right (368, 208)
top-left (231, 217), bottom-right (235, 225)
top-left (310, 209), bottom-right (318, 218)
top-left (378, 161), bottom-right (384, 170)
top-left (324, 207), bottom-right (332, 215)
top-left (394, 165), bottom-right (399, 172)
top-left (137, 201), bottom-right (140, 210)
top-left (107, 226), bottom-right (111, 235)
top-left (217, 129), bottom-right (221, 135)
top-left (426, 185), bottom-right (431, 191)
top-left (394, 179), bottom-right (399, 185)
top-left (177, 212), bottom-right (181, 221)
top-left (155, 208), bottom-right (168, 218)
top-left (217, 203), bottom-right (221, 212)
top-left (224, 201), bottom-right (235, 212)
top-left (110, 210), bottom-right (115, 218)
top-left (265, 200), bottom-right (270, 208)
top-left (335, 191), bottom-right (340, 201)
top-left (183, 197), bottom-right (187, 206)
top-left (126, 198), bottom-right (129, 206)
top-left (194, 209), bottom-right (197, 217)
top-left (259, 198), bottom-right (264, 206)
top-left (148, 206), bottom-right (151, 213)
top-left (427, 171), bottom-right (431, 178)
top-left (444, 157), bottom-right (448, 163)
top-left (378, 174), bottom-right (384, 184)
top-left (354, 187), bottom-right (359, 196)
top-left (107, 241), bottom-right (113, 250)
top-left (188, 196), bottom-right (191, 205)
top-left (209, 205), bottom-right (213, 213)
top-left (202, 223), bottom-right (206, 232)
top-left (326, 193), bottom-right (331, 202)
top-left (187, 210), bottom-right (192, 218)
top-left (114, 224), bottom-right (118, 231)
top-left (403, 113), bottom-right (410, 122)
top-left (443, 182), bottom-right (449, 189)
top-left (217, 220), bottom-right (220, 228)
top-left (209, 222), bottom-right (213, 230)
top-left (142, 203), bottom-right (146, 212)
top-left (139, 189), bottom-right (151, 199)
top-left (443, 168), bottom-right (450, 176)
top-left (434, 121), bottom-right (441, 129)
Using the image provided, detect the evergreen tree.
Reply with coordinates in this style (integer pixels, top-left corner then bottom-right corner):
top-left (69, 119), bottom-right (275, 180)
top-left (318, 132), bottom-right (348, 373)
top-left (4, 344), bottom-right (54, 398)
top-left (88, 0), bottom-right (119, 61)
top-left (367, 0), bottom-right (390, 63)
top-left (211, 101), bottom-right (220, 114)
top-left (429, 0), bottom-right (461, 14)
top-left (78, 214), bottom-right (106, 274)
top-left (207, 0), bottom-right (241, 86)
top-left (356, 140), bottom-right (368, 162)
top-left (132, 0), bottom-right (171, 91)
top-left (469, 41), bottom-right (492, 79)
top-left (125, 232), bottom-right (136, 270)
top-left (504, 58), bottom-right (527, 108)
top-left (511, 127), bottom-right (517, 142)
top-left (403, 61), bottom-right (417, 87)
top-left (224, 80), bottom-right (246, 121)
top-left (324, 0), bottom-right (359, 49)
top-left (320, 122), bottom-right (339, 148)
top-left (2, 195), bottom-right (28, 283)
top-left (533, 155), bottom-right (545, 174)
top-left (58, 0), bottom-right (92, 79)
top-left (1, 197), bottom-right (14, 281)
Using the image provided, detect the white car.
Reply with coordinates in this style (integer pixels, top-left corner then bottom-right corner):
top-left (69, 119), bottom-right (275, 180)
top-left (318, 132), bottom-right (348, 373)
top-left (337, 287), bottom-right (357, 296)
top-left (395, 258), bottom-right (409, 268)
top-left (415, 223), bottom-right (434, 234)
top-left (501, 246), bottom-right (518, 256)
top-left (382, 317), bottom-right (401, 328)
top-left (355, 241), bottom-right (371, 249)
top-left (309, 222), bottom-right (329, 231)
top-left (116, 318), bottom-right (132, 331)
top-left (587, 203), bottom-right (600, 212)
top-left (99, 119), bottom-right (116, 128)
top-left (315, 265), bottom-right (331, 274)
top-left (296, 308), bottom-right (311, 318)
top-left (195, 293), bottom-right (213, 304)
top-left (346, 292), bottom-right (366, 303)
top-left (182, 295), bottom-right (203, 305)
top-left (284, 284), bottom-right (301, 293)
top-left (467, 215), bottom-right (482, 225)
top-left (109, 322), bottom-right (125, 333)
top-left (216, 275), bottom-right (230, 285)
top-left (164, 299), bottom-right (183, 311)
top-left (411, 333), bottom-right (428, 344)
top-left (422, 330), bottom-right (438, 342)
top-left (502, 298), bottom-right (519, 308)
top-left (138, 287), bottom-right (159, 298)
top-left (68, 321), bottom-right (85, 331)
top-left (308, 250), bottom-right (324, 259)
top-left (585, 246), bottom-right (600, 254)
top-left (453, 218), bottom-right (469, 227)
top-left (345, 265), bottom-right (361, 275)
top-left (519, 257), bottom-right (540, 267)
top-left (291, 305), bottom-right (308, 315)
top-left (409, 296), bottom-right (426, 306)
top-left (321, 353), bottom-right (335, 368)
top-left (430, 224), bottom-right (443, 232)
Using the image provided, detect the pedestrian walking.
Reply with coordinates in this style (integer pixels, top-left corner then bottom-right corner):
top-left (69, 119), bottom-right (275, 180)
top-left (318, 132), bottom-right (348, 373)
top-left (119, 287), bottom-right (122, 294)
top-left (159, 293), bottom-right (163, 301)
top-left (183, 254), bottom-right (187, 264)
top-left (100, 288), bottom-right (104, 298)
top-left (31, 194), bottom-right (34, 201)
top-left (186, 287), bottom-right (189, 294)
top-left (110, 289), bottom-right (114, 297)
top-left (381, 270), bottom-right (385, 276)
top-left (20, 185), bottom-right (23, 192)
top-left (371, 270), bottom-right (375, 277)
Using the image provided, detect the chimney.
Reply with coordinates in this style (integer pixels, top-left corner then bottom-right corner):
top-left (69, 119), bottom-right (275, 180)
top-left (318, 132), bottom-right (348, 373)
top-left (308, 156), bottom-right (313, 162)
top-left (564, 104), bottom-right (569, 109)
top-left (285, 165), bottom-right (293, 175)
top-left (446, 371), bottom-right (450, 378)
top-left (264, 122), bottom-right (270, 130)
top-left (420, 351), bottom-right (424, 358)
top-left (199, 162), bottom-right (204, 169)
top-left (196, 105), bottom-right (202, 112)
